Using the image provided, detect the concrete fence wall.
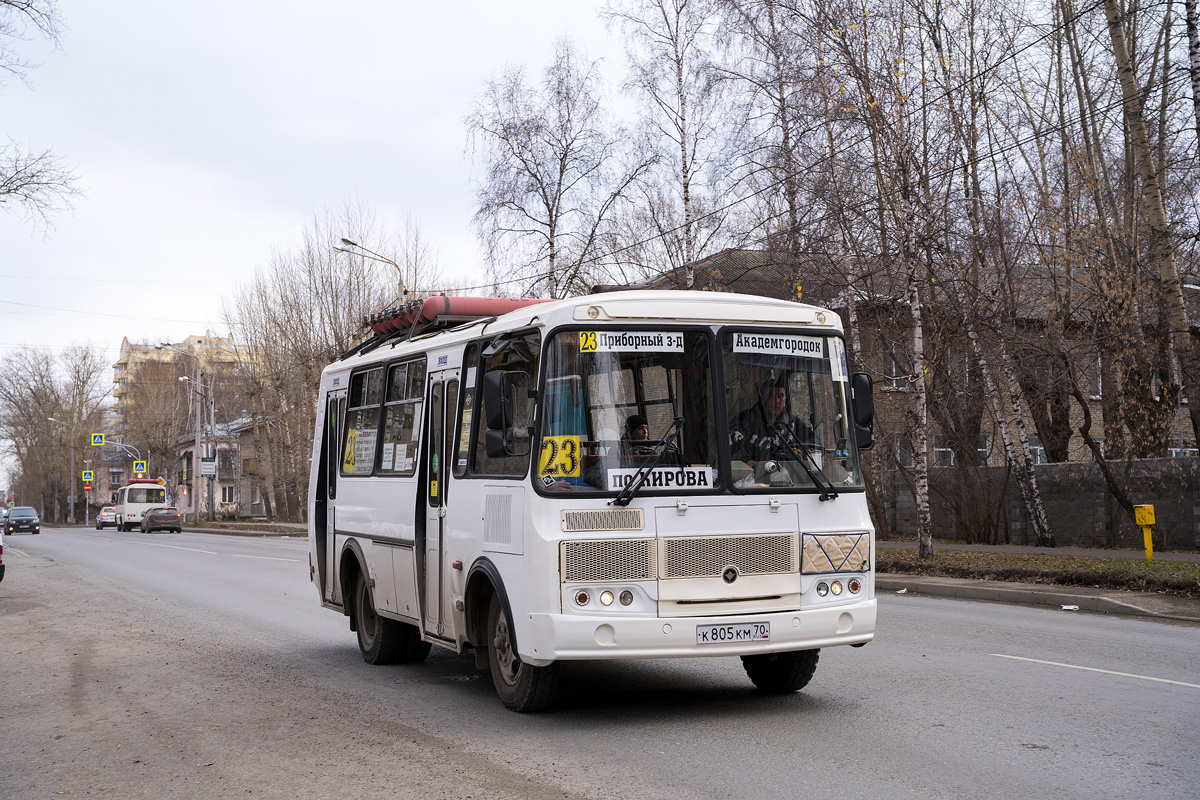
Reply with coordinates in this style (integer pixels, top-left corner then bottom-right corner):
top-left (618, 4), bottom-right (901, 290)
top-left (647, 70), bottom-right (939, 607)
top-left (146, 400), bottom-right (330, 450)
top-left (880, 457), bottom-right (1200, 551)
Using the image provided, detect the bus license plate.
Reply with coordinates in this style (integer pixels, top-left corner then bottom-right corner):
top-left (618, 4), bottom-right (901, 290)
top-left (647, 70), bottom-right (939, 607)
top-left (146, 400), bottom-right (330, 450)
top-left (696, 622), bottom-right (770, 644)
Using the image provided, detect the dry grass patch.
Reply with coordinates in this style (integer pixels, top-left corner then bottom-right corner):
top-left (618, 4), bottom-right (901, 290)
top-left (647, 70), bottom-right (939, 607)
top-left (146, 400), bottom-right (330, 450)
top-left (876, 548), bottom-right (1200, 598)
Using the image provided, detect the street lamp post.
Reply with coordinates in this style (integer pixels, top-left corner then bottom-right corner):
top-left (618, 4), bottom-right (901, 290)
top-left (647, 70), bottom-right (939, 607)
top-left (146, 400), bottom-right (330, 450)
top-left (182, 375), bottom-right (217, 521)
top-left (47, 416), bottom-right (76, 525)
top-left (158, 343), bottom-right (203, 526)
top-left (334, 237), bottom-right (408, 296)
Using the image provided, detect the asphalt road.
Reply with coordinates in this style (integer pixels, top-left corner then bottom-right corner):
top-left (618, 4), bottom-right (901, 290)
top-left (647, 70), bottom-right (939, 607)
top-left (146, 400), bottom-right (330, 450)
top-left (2, 526), bottom-right (1198, 799)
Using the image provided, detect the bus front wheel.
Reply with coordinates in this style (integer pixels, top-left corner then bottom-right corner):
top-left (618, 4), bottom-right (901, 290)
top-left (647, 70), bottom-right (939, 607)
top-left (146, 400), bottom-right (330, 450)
top-left (353, 573), bottom-right (430, 665)
top-left (741, 649), bottom-right (820, 693)
top-left (486, 593), bottom-right (558, 712)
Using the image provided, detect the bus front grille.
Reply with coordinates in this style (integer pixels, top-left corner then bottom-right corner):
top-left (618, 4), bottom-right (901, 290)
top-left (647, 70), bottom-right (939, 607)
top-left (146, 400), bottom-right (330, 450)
top-left (560, 508), bottom-right (645, 532)
top-left (660, 533), bottom-right (798, 579)
top-left (561, 539), bottom-right (656, 582)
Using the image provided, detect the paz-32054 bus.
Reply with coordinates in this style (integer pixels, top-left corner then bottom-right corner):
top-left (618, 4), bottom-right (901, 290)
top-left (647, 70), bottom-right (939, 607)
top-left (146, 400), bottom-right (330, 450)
top-left (308, 290), bottom-right (877, 711)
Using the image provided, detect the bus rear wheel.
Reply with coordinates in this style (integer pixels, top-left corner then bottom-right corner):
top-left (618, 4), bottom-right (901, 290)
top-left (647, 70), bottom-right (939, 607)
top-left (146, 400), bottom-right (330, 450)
top-left (741, 649), bottom-right (820, 693)
top-left (353, 573), bottom-right (430, 665)
top-left (486, 593), bottom-right (557, 712)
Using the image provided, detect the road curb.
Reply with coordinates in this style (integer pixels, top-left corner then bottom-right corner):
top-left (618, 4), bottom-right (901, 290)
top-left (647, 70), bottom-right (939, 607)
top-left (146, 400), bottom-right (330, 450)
top-left (876, 575), bottom-right (1200, 624)
top-left (180, 527), bottom-right (303, 538)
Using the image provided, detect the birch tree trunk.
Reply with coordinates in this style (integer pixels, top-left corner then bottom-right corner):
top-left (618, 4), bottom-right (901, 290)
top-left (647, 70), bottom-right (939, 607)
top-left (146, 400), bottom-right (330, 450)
top-left (1103, 0), bottom-right (1200, 447)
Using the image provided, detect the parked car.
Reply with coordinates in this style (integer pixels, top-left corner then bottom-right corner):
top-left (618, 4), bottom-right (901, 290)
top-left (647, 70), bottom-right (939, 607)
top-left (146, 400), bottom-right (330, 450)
top-left (140, 506), bottom-right (182, 533)
top-left (95, 506), bottom-right (117, 530)
top-left (1, 536), bottom-right (5, 581)
top-left (5, 507), bottom-right (40, 535)
top-left (0, 508), bottom-right (7, 526)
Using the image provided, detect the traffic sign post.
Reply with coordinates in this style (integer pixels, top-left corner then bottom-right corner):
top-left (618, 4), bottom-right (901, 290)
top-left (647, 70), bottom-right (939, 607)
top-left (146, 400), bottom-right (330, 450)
top-left (133, 460), bottom-right (148, 475)
top-left (91, 433), bottom-right (105, 446)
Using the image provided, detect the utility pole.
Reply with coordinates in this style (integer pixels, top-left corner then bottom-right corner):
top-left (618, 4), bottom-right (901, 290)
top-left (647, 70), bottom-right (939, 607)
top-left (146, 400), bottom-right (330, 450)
top-left (208, 377), bottom-right (216, 522)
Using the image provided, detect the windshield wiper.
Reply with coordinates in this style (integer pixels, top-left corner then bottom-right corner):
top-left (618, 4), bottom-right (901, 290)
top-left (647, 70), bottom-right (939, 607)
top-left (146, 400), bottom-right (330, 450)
top-left (610, 416), bottom-right (684, 507)
top-left (767, 423), bottom-right (839, 502)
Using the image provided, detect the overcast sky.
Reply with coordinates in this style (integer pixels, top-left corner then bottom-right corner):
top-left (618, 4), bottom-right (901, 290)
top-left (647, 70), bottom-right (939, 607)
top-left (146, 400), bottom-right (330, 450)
top-left (1, 1), bottom-right (623, 367)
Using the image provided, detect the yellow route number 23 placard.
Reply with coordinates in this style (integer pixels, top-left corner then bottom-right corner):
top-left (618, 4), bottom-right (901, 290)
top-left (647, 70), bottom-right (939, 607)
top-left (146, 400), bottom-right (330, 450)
top-left (539, 435), bottom-right (581, 478)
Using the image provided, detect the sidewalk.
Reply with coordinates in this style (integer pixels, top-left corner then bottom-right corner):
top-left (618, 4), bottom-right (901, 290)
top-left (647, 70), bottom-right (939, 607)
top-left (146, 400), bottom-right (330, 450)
top-left (877, 541), bottom-right (1200, 624)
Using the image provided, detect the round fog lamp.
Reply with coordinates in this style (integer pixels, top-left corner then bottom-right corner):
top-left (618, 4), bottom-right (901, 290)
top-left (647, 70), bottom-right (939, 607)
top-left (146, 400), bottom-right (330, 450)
top-left (619, 590), bottom-right (634, 606)
top-left (848, 578), bottom-right (861, 594)
top-left (600, 590), bottom-right (615, 606)
top-left (574, 591), bottom-right (590, 606)
top-left (831, 581), bottom-right (843, 595)
top-left (816, 582), bottom-right (829, 597)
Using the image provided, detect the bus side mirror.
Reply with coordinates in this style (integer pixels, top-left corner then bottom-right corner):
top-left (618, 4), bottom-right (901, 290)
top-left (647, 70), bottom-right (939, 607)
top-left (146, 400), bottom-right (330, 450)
top-left (484, 371), bottom-right (515, 430)
top-left (850, 372), bottom-right (874, 450)
top-left (485, 429), bottom-right (514, 458)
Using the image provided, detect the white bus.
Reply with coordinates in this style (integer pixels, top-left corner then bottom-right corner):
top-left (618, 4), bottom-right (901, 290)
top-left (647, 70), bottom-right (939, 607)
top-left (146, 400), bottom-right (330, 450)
top-left (114, 477), bottom-right (168, 531)
top-left (308, 290), bottom-right (877, 711)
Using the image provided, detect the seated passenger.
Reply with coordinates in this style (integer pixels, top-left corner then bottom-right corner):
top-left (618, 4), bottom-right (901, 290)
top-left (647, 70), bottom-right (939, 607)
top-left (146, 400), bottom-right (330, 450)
top-left (621, 414), bottom-right (655, 456)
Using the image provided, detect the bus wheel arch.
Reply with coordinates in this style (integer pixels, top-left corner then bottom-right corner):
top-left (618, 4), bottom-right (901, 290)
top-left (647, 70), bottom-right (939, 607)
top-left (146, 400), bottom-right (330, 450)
top-left (339, 539), bottom-right (368, 631)
top-left (466, 558), bottom-right (558, 712)
top-left (464, 558), bottom-right (507, 649)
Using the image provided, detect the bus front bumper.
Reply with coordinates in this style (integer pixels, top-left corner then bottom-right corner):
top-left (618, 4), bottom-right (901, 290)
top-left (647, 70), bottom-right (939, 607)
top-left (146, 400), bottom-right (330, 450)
top-left (518, 598), bottom-right (876, 665)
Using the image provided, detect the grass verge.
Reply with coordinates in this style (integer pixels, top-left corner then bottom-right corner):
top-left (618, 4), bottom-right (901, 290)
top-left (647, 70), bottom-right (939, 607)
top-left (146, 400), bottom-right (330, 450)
top-left (877, 547), bottom-right (1200, 598)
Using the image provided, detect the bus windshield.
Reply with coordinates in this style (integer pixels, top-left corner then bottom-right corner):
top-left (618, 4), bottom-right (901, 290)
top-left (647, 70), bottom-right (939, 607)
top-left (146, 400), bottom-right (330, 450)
top-left (127, 487), bottom-right (166, 504)
top-left (537, 329), bottom-right (720, 495)
top-left (722, 330), bottom-right (863, 492)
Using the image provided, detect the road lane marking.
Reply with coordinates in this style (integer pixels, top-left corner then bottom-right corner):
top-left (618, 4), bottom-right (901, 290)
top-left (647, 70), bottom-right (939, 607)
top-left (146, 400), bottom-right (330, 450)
top-left (992, 654), bottom-right (1200, 689)
top-left (230, 554), bottom-right (303, 563)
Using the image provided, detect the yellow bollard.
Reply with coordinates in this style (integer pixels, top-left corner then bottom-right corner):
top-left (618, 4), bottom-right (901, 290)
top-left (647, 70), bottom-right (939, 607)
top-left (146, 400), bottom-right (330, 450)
top-left (1133, 504), bottom-right (1155, 562)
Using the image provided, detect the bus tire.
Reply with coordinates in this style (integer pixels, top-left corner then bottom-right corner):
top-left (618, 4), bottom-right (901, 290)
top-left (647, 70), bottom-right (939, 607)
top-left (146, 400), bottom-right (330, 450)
top-left (486, 593), bottom-right (557, 712)
top-left (741, 648), bottom-right (820, 694)
top-left (352, 573), bottom-right (429, 665)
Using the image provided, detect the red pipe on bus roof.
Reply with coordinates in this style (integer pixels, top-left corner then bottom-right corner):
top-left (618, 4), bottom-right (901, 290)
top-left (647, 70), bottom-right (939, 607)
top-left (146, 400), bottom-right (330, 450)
top-left (368, 296), bottom-right (551, 336)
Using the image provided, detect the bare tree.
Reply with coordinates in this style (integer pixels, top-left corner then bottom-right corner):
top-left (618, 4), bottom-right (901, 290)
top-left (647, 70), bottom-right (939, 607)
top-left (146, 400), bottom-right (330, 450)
top-left (0, 343), bottom-right (109, 521)
top-left (467, 38), bottom-right (653, 298)
top-left (0, 0), bottom-right (78, 225)
top-left (223, 201), bottom-right (413, 521)
top-left (606, 0), bottom-right (730, 283)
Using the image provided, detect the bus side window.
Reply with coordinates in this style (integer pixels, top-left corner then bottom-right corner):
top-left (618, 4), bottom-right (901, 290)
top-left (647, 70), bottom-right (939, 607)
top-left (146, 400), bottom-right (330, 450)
top-left (342, 367), bottom-right (384, 475)
top-left (472, 331), bottom-right (539, 476)
top-left (453, 343), bottom-right (478, 478)
top-left (378, 359), bottom-right (424, 476)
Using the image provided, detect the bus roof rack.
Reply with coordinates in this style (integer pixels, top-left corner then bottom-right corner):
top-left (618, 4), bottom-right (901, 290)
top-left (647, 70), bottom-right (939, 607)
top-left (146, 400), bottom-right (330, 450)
top-left (346, 296), bottom-right (552, 360)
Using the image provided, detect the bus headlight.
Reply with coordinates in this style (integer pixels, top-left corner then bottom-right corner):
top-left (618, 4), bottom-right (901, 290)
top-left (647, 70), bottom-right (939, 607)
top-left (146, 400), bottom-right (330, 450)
top-left (816, 582), bottom-right (829, 597)
top-left (831, 581), bottom-right (843, 596)
top-left (619, 590), bottom-right (634, 606)
top-left (600, 590), bottom-right (614, 606)
top-left (848, 578), bottom-right (862, 594)
top-left (574, 591), bottom-right (590, 606)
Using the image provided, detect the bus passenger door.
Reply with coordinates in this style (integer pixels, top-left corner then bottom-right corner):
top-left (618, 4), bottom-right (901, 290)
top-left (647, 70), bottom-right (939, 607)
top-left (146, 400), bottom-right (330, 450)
top-left (423, 370), bottom-right (459, 639)
top-left (321, 389), bottom-right (346, 603)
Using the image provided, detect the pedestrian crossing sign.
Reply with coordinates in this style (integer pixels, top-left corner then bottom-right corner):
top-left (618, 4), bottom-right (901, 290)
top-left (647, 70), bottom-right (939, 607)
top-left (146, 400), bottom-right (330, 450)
top-left (91, 433), bottom-right (105, 446)
top-left (81, 470), bottom-right (94, 482)
top-left (133, 460), bottom-right (147, 474)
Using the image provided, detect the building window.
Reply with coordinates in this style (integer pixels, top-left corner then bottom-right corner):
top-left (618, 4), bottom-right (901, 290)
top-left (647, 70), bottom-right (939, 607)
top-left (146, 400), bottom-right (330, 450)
top-left (1086, 356), bottom-right (1103, 400)
top-left (221, 486), bottom-right (234, 503)
top-left (977, 435), bottom-right (991, 466)
top-left (252, 486), bottom-right (262, 505)
top-left (1168, 437), bottom-right (1198, 458)
top-left (218, 450), bottom-right (235, 473)
top-left (1028, 436), bottom-right (1047, 465)
top-left (932, 434), bottom-right (956, 467)
top-left (242, 457), bottom-right (259, 475)
top-left (885, 343), bottom-right (912, 389)
top-left (890, 438), bottom-right (915, 469)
